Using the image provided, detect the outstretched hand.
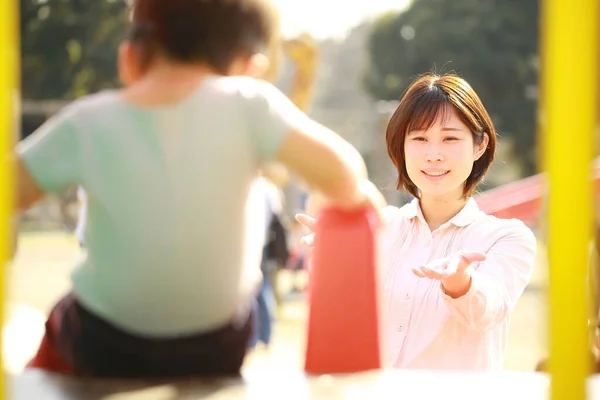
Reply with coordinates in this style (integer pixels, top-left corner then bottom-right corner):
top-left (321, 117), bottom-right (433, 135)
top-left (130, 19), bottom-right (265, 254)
top-left (412, 251), bottom-right (487, 298)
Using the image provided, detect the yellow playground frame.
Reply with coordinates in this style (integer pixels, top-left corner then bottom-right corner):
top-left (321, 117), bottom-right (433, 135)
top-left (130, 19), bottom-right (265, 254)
top-left (0, 0), bottom-right (17, 397)
top-left (0, 0), bottom-right (597, 399)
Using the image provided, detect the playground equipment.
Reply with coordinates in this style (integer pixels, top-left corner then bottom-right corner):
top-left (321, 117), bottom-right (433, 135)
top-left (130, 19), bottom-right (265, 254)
top-left (2, 0), bottom-right (599, 399)
top-left (282, 34), bottom-right (319, 112)
top-left (541, 0), bottom-right (597, 398)
top-left (0, 0), bottom-right (17, 397)
top-left (305, 206), bottom-right (383, 374)
top-left (474, 157), bottom-right (600, 228)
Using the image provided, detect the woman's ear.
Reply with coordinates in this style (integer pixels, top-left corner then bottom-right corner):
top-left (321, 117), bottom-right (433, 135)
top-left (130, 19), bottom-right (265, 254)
top-left (475, 132), bottom-right (490, 160)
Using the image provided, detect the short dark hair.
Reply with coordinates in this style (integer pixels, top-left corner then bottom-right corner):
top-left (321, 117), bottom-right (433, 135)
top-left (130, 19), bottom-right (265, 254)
top-left (386, 73), bottom-right (496, 198)
top-left (129, 0), bottom-right (278, 73)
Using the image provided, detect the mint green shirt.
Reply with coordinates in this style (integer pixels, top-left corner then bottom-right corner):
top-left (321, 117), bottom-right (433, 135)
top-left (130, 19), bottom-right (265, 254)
top-left (18, 76), bottom-right (305, 337)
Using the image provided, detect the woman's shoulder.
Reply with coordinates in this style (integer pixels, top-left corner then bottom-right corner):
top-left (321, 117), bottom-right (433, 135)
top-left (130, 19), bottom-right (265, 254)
top-left (471, 212), bottom-right (537, 248)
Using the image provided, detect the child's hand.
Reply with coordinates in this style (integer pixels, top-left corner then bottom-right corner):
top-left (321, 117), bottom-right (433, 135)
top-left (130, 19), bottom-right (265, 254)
top-left (295, 180), bottom-right (386, 250)
top-left (294, 213), bottom-right (316, 273)
top-left (303, 179), bottom-right (387, 230)
top-left (412, 251), bottom-right (487, 298)
top-left (295, 213), bottom-right (316, 248)
top-left (352, 179), bottom-right (388, 219)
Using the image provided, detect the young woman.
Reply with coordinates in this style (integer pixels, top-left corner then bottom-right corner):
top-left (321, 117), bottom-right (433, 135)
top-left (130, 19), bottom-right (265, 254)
top-left (298, 73), bottom-right (537, 371)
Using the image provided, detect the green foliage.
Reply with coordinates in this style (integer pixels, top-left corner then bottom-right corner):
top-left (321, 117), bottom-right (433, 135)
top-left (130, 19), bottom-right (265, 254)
top-left (21, 0), bottom-right (129, 100)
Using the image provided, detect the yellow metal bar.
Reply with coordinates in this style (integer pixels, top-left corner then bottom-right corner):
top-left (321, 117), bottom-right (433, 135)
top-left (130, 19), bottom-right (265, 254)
top-left (0, 1), bottom-right (18, 398)
top-left (542, 0), bottom-right (598, 398)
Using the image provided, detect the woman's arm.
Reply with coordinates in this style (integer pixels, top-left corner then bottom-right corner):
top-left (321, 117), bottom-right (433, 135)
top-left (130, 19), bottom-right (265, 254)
top-left (441, 222), bottom-right (537, 330)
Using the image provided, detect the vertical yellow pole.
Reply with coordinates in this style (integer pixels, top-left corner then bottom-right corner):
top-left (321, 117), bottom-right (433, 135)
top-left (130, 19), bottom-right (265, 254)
top-left (0, 1), bottom-right (17, 398)
top-left (542, 0), bottom-right (598, 398)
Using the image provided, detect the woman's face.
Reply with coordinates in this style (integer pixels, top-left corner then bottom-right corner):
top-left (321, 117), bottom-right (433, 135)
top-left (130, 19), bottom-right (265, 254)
top-left (404, 105), bottom-right (488, 200)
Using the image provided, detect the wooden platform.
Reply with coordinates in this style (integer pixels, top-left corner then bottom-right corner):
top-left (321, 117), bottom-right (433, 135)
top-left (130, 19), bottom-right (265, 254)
top-left (7, 369), bottom-right (562, 400)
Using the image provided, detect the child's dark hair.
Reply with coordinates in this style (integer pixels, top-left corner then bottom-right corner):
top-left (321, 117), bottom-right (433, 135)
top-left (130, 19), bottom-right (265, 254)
top-left (130, 0), bottom-right (278, 73)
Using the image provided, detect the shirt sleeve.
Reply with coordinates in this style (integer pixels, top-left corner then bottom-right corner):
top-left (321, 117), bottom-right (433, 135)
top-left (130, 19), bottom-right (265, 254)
top-left (17, 104), bottom-right (81, 195)
top-left (441, 219), bottom-right (537, 331)
top-left (245, 79), bottom-right (313, 163)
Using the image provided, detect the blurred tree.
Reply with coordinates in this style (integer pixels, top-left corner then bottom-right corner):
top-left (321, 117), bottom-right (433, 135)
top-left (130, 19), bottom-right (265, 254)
top-left (364, 0), bottom-right (539, 176)
top-left (20, 0), bottom-right (130, 229)
top-left (21, 0), bottom-right (129, 100)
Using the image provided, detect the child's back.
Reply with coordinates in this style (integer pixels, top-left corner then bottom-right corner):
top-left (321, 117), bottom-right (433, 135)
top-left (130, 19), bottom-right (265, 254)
top-left (23, 76), bottom-right (302, 336)
top-left (16, 0), bottom-right (383, 378)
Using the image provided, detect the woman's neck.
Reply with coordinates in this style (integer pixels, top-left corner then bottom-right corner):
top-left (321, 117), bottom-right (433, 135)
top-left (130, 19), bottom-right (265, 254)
top-left (419, 191), bottom-right (468, 231)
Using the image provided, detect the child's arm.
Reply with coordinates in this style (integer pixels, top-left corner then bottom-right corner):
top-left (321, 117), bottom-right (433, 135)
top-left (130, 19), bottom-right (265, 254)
top-left (15, 102), bottom-right (80, 209)
top-left (6, 156), bottom-right (47, 260)
top-left (250, 80), bottom-right (376, 210)
top-left (15, 155), bottom-right (46, 211)
top-left (275, 120), bottom-right (368, 209)
top-left (303, 180), bottom-right (387, 217)
top-left (11, 102), bottom-right (82, 258)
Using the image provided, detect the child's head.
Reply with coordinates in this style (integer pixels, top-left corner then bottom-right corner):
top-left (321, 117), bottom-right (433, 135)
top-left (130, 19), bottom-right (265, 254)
top-left (386, 73), bottom-right (496, 201)
top-left (119, 0), bottom-right (279, 82)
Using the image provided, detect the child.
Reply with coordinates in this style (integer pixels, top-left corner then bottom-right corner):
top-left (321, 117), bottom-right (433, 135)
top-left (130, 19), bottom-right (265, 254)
top-left (15, 0), bottom-right (380, 378)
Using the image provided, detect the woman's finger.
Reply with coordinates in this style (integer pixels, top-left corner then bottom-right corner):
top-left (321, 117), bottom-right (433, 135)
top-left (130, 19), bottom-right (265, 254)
top-left (458, 251), bottom-right (487, 265)
top-left (420, 265), bottom-right (444, 280)
top-left (412, 267), bottom-right (427, 278)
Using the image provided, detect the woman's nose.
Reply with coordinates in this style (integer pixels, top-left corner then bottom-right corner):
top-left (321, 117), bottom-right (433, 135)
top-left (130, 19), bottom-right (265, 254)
top-left (425, 144), bottom-right (444, 162)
